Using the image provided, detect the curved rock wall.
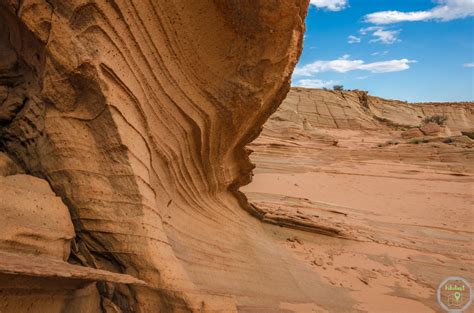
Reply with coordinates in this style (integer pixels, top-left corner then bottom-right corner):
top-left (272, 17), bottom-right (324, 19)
top-left (0, 1), bottom-right (311, 312)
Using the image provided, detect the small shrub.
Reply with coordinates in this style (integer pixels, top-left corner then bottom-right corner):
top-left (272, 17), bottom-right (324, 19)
top-left (422, 115), bottom-right (448, 126)
top-left (442, 138), bottom-right (454, 144)
top-left (333, 85), bottom-right (344, 91)
top-left (461, 131), bottom-right (474, 140)
top-left (410, 138), bottom-right (421, 144)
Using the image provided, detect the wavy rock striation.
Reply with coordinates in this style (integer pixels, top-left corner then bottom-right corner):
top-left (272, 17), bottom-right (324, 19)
top-left (0, 1), bottom-right (314, 312)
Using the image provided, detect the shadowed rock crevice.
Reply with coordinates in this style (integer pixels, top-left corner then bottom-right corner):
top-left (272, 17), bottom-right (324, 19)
top-left (0, 6), bottom-right (147, 312)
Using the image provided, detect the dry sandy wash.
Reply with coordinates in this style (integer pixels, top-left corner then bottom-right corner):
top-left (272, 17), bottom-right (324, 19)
top-left (0, 1), bottom-right (473, 312)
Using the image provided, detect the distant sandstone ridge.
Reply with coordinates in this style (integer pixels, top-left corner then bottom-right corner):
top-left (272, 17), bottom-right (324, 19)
top-left (277, 87), bottom-right (474, 131)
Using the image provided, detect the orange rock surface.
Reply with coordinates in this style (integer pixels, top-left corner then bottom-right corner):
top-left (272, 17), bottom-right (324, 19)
top-left (1, 1), bottom-right (473, 312)
top-left (243, 87), bottom-right (474, 312)
top-left (0, 1), bottom-right (313, 312)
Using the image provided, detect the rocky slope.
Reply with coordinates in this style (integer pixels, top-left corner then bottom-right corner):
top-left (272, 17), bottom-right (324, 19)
top-left (0, 1), bottom-right (313, 312)
top-left (243, 87), bottom-right (474, 312)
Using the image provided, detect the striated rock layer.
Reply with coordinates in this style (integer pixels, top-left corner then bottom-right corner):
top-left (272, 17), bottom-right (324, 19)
top-left (0, 1), bottom-right (316, 312)
top-left (279, 87), bottom-right (473, 131)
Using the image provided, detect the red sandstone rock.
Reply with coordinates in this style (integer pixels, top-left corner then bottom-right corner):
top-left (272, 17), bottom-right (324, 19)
top-left (401, 128), bottom-right (424, 139)
top-left (420, 122), bottom-right (443, 136)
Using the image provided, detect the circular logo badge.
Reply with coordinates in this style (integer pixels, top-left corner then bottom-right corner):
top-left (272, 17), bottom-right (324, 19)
top-left (437, 277), bottom-right (472, 312)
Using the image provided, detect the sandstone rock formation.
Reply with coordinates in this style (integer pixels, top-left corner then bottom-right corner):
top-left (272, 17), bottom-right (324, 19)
top-left (243, 87), bottom-right (473, 312)
top-left (419, 122), bottom-right (443, 136)
top-left (0, 1), bottom-right (313, 312)
top-left (1, 172), bottom-right (75, 260)
top-left (2, 1), bottom-right (472, 311)
top-left (0, 152), bottom-right (147, 313)
top-left (401, 127), bottom-right (424, 139)
top-left (280, 88), bottom-right (473, 131)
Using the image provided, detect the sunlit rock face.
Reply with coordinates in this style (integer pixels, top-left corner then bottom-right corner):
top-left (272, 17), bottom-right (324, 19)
top-left (281, 88), bottom-right (474, 131)
top-left (0, 1), bottom-right (311, 312)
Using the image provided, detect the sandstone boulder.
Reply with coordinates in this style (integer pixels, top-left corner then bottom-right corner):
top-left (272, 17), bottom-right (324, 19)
top-left (0, 174), bottom-right (75, 260)
top-left (420, 122), bottom-right (443, 136)
top-left (0, 152), bottom-right (23, 176)
top-left (401, 128), bottom-right (424, 139)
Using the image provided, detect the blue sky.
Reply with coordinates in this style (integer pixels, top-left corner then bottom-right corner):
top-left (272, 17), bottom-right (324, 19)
top-left (293, 0), bottom-right (474, 102)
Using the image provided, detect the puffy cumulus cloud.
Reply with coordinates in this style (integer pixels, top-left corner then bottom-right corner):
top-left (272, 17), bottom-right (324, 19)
top-left (348, 35), bottom-right (361, 44)
top-left (310, 0), bottom-right (348, 11)
top-left (294, 55), bottom-right (415, 76)
top-left (360, 27), bottom-right (401, 44)
top-left (364, 0), bottom-right (474, 24)
top-left (294, 79), bottom-right (339, 88)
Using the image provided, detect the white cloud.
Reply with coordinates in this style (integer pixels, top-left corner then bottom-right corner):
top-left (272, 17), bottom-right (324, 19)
top-left (294, 55), bottom-right (415, 76)
top-left (358, 59), bottom-right (415, 73)
top-left (360, 27), bottom-right (401, 44)
top-left (294, 79), bottom-right (339, 88)
top-left (310, 0), bottom-right (348, 11)
top-left (371, 51), bottom-right (389, 56)
top-left (350, 27), bottom-right (400, 45)
top-left (348, 35), bottom-right (361, 44)
top-left (364, 0), bottom-right (474, 24)
top-left (463, 63), bottom-right (474, 68)
top-left (365, 11), bottom-right (432, 24)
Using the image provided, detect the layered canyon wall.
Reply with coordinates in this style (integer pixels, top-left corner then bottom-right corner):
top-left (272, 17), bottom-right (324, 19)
top-left (276, 87), bottom-right (473, 131)
top-left (0, 1), bottom-right (317, 312)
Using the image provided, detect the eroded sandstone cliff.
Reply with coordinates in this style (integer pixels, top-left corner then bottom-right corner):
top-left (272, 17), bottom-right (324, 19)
top-left (0, 1), bottom-right (312, 312)
top-left (276, 88), bottom-right (473, 131)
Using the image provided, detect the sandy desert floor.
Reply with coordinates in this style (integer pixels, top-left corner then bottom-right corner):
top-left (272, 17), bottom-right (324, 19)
top-left (243, 127), bottom-right (474, 312)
